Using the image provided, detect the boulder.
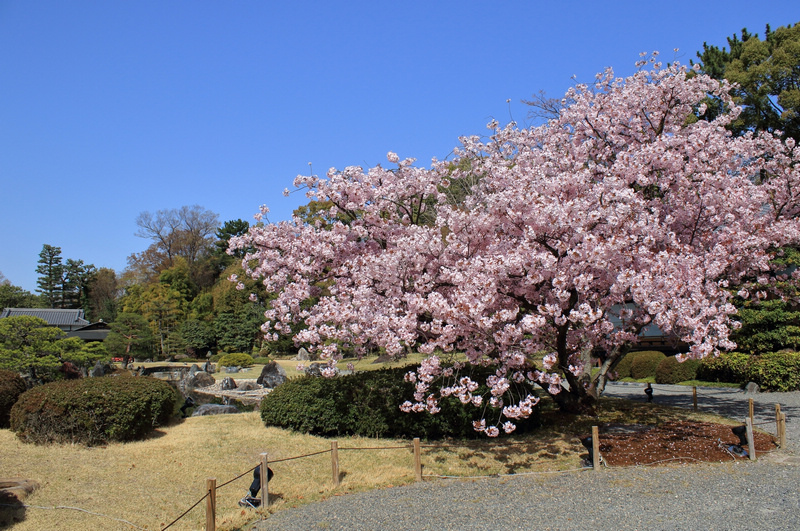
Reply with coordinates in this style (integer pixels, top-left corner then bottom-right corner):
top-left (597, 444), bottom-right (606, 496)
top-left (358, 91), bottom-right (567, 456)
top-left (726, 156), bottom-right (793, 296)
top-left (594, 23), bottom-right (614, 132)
top-left (90, 361), bottom-right (112, 377)
top-left (294, 347), bottom-right (312, 361)
top-left (220, 377), bottom-right (237, 390)
top-left (305, 362), bottom-right (324, 377)
top-left (191, 404), bottom-right (239, 416)
top-left (744, 382), bottom-right (760, 394)
top-left (257, 361), bottom-right (288, 388)
top-left (239, 381), bottom-right (261, 391)
top-left (185, 371), bottom-right (216, 389)
top-left (224, 366), bottom-right (241, 374)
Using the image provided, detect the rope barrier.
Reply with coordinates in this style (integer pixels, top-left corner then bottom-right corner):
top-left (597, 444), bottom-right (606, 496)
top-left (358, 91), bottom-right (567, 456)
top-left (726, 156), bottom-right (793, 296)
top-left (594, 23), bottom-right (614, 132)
top-left (0, 504), bottom-right (147, 530)
top-left (216, 464), bottom-right (258, 490)
top-left (270, 448), bottom-right (332, 463)
top-left (161, 492), bottom-right (208, 530)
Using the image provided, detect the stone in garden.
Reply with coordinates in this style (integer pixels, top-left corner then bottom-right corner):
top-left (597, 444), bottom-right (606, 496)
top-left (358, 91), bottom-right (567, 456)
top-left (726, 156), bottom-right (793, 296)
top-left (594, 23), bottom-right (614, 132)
top-left (239, 381), bottom-right (260, 391)
top-left (295, 347), bottom-right (311, 361)
top-left (191, 404), bottom-right (239, 416)
top-left (90, 361), bottom-right (112, 377)
top-left (203, 361), bottom-right (212, 373)
top-left (225, 366), bottom-right (241, 373)
top-left (188, 364), bottom-right (202, 375)
top-left (305, 362), bottom-right (324, 377)
top-left (184, 371), bottom-right (215, 389)
top-left (744, 382), bottom-right (760, 394)
top-left (220, 377), bottom-right (237, 390)
top-left (257, 361), bottom-right (288, 388)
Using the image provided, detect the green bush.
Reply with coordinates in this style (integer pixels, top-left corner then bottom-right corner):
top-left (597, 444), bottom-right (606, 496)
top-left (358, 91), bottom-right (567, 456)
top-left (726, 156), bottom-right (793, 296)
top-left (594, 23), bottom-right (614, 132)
top-left (218, 353), bottom-right (254, 367)
top-left (0, 369), bottom-right (27, 429)
top-left (252, 356), bottom-right (272, 365)
top-left (614, 351), bottom-right (664, 379)
top-left (10, 376), bottom-right (179, 445)
top-left (744, 351), bottom-right (800, 391)
top-left (260, 366), bottom-right (540, 439)
top-left (629, 351), bottom-right (667, 379)
top-left (696, 351), bottom-right (751, 383)
top-left (655, 356), bottom-right (701, 384)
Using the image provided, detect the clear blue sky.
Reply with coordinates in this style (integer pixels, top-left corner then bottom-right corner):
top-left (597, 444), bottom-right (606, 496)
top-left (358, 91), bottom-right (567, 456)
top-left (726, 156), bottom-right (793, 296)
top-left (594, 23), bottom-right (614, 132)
top-left (1, 1), bottom-right (798, 293)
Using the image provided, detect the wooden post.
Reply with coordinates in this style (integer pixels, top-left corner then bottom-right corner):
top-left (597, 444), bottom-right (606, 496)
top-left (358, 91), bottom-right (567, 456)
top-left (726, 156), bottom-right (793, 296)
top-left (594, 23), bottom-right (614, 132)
top-left (591, 426), bottom-right (600, 470)
top-left (331, 441), bottom-right (340, 487)
top-left (413, 437), bottom-right (422, 481)
top-left (692, 386), bottom-right (697, 411)
top-left (259, 452), bottom-right (269, 508)
top-left (205, 478), bottom-right (216, 531)
top-left (745, 418), bottom-right (756, 461)
top-left (775, 404), bottom-right (782, 445)
top-left (748, 398), bottom-right (754, 426)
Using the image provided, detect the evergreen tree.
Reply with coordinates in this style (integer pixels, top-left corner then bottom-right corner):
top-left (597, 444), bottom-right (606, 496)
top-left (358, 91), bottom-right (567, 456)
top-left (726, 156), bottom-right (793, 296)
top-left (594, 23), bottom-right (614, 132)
top-left (36, 244), bottom-right (63, 308)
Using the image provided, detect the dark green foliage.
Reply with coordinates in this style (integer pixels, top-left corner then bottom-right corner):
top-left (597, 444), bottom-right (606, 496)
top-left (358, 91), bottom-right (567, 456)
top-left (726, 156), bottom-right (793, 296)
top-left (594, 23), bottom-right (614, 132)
top-left (745, 351), bottom-right (800, 391)
top-left (260, 366), bottom-right (540, 440)
top-left (0, 369), bottom-right (27, 429)
top-left (696, 351), bottom-right (752, 383)
top-left (655, 356), bottom-right (701, 384)
top-left (252, 356), bottom-right (271, 365)
top-left (218, 352), bottom-right (254, 367)
top-left (629, 351), bottom-right (667, 379)
top-left (696, 351), bottom-right (800, 391)
top-left (10, 376), bottom-right (179, 445)
top-left (614, 351), bottom-right (665, 379)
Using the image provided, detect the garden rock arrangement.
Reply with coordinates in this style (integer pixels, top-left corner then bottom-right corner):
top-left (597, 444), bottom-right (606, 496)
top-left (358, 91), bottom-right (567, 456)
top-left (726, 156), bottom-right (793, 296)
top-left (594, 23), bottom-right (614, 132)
top-left (192, 379), bottom-right (274, 406)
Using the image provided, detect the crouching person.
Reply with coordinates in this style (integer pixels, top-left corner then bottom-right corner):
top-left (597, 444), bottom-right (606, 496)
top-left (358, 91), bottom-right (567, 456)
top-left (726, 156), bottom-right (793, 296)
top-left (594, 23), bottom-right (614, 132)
top-left (239, 465), bottom-right (274, 508)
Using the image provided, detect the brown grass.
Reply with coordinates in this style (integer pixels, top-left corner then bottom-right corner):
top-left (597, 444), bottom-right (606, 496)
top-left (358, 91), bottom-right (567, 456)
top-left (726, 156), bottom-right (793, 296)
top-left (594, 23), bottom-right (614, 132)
top-left (1, 395), bottom-right (749, 531)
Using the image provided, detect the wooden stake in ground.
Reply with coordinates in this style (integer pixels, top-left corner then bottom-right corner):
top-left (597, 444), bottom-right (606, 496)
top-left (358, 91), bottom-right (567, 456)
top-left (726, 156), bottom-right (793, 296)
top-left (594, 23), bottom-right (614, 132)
top-left (413, 438), bottom-right (422, 481)
top-left (206, 478), bottom-right (216, 531)
top-left (331, 441), bottom-right (340, 487)
top-left (749, 398), bottom-right (754, 427)
top-left (692, 386), bottom-right (697, 411)
top-left (745, 418), bottom-right (756, 461)
top-left (260, 453), bottom-right (269, 508)
top-left (592, 426), bottom-right (600, 470)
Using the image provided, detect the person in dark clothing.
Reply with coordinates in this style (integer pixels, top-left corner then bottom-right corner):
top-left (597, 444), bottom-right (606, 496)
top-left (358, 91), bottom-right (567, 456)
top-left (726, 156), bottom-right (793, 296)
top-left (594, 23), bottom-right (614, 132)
top-left (239, 465), bottom-right (274, 508)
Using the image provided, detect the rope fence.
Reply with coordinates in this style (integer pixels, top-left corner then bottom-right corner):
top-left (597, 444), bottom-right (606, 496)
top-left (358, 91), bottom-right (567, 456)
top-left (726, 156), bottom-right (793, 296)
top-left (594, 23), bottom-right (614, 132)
top-left (158, 388), bottom-right (789, 530)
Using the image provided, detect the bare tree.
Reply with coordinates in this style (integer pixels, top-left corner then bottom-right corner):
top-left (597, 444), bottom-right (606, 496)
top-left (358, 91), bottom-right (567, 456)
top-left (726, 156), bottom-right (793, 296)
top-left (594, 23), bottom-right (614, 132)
top-left (134, 205), bottom-right (220, 266)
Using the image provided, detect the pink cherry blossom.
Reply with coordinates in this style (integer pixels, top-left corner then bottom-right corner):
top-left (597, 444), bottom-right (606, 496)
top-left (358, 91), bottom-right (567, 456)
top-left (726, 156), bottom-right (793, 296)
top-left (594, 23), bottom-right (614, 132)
top-left (233, 57), bottom-right (800, 429)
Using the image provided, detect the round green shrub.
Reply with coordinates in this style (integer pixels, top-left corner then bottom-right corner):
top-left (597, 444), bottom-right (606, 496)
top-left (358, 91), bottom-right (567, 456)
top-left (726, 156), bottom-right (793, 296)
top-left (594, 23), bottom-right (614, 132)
top-left (10, 375), bottom-right (179, 445)
top-left (744, 351), bottom-right (800, 391)
top-left (696, 351), bottom-right (751, 383)
top-left (629, 351), bottom-right (667, 379)
top-left (260, 365), bottom-right (540, 439)
top-left (655, 356), bottom-right (701, 384)
top-left (0, 369), bottom-right (27, 429)
top-left (614, 351), bottom-right (664, 379)
top-left (218, 353), bottom-right (254, 368)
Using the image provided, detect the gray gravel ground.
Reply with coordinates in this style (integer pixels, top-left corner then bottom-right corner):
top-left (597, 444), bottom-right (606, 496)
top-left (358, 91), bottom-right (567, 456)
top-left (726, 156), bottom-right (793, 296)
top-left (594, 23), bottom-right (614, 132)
top-left (250, 383), bottom-right (800, 531)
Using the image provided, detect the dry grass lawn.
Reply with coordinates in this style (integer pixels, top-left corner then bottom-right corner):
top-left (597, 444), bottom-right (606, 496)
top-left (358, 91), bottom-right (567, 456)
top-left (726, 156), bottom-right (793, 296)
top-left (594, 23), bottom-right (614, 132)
top-left (1, 394), bottom-right (747, 531)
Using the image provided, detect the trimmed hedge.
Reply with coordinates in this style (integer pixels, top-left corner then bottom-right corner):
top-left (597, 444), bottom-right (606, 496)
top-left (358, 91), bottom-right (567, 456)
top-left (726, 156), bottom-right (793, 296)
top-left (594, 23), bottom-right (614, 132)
top-left (10, 376), bottom-right (179, 445)
top-left (260, 366), bottom-right (540, 439)
top-left (696, 351), bottom-right (751, 384)
top-left (746, 351), bottom-right (800, 392)
top-left (696, 351), bottom-right (800, 391)
top-left (0, 369), bottom-right (27, 429)
top-left (218, 353), bottom-right (254, 368)
top-left (655, 356), bottom-right (701, 384)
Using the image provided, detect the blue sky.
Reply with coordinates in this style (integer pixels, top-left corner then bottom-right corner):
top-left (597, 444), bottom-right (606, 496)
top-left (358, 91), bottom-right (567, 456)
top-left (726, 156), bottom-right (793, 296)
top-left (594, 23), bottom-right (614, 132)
top-left (1, 1), bottom-right (798, 293)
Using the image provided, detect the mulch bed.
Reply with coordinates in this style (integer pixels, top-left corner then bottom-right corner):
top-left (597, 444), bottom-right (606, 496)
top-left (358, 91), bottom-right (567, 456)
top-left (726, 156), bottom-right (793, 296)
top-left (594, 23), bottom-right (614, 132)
top-left (594, 421), bottom-right (777, 467)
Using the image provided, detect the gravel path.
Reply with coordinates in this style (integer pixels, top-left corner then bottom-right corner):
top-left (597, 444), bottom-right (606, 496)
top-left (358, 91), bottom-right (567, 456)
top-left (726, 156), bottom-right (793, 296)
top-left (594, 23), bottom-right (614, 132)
top-left (250, 384), bottom-right (800, 531)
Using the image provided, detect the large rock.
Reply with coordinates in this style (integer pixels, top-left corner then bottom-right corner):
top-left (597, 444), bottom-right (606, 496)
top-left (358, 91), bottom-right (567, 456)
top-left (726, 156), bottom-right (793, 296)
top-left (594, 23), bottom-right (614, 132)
top-left (305, 362), bottom-right (324, 377)
top-left (294, 347), bottom-right (312, 361)
top-left (191, 404), bottom-right (239, 416)
top-left (184, 371), bottom-right (216, 389)
top-left (220, 377), bottom-right (237, 390)
top-left (257, 361), bottom-right (288, 388)
top-left (90, 361), bottom-right (112, 377)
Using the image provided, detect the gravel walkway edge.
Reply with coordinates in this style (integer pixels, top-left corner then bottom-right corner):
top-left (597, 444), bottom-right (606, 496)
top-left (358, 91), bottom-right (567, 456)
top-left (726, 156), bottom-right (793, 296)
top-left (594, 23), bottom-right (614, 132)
top-left (249, 384), bottom-right (800, 531)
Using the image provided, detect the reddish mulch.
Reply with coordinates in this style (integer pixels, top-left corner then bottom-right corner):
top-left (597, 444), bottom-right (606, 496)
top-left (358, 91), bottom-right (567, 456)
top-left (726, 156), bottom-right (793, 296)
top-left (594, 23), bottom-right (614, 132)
top-left (594, 421), bottom-right (777, 467)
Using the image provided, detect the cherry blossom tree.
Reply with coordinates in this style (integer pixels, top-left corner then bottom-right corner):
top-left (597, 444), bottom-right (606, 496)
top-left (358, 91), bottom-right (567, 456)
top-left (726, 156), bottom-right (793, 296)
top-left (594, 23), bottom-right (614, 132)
top-left (231, 57), bottom-right (800, 427)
